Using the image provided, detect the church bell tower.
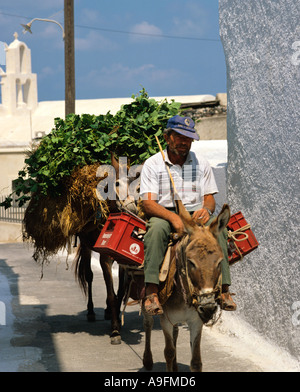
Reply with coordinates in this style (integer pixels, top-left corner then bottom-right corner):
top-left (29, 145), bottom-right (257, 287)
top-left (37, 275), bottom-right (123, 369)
top-left (0, 32), bottom-right (38, 115)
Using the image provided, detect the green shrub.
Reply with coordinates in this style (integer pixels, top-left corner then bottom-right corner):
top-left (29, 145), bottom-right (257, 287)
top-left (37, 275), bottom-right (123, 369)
top-left (1, 88), bottom-right (181, 208)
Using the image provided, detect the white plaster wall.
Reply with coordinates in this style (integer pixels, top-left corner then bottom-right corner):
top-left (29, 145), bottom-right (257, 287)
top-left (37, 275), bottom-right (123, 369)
top-left (0, 222), bottom-right (22, 242)
top-left (191, 140), bottom-right (227, 213)
top-left (0, 152), bottom-right (27, 195)
top-left (220, 0), bottom-right (300, 360)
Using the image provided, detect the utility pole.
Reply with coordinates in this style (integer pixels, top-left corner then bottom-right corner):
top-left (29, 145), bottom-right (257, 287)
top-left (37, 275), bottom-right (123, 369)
top-left (64, 0), bottom-right (75, 116)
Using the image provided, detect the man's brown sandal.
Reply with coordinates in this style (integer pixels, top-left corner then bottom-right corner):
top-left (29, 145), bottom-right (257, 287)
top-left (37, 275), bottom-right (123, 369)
top-left (220, 292), bottom-right (237, 311)
top-left (143, 293), bottom-right (164, 315)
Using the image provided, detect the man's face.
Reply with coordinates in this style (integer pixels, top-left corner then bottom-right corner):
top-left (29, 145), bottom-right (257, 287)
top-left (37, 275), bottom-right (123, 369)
top-left (164, 130), bottom-right (193, 158)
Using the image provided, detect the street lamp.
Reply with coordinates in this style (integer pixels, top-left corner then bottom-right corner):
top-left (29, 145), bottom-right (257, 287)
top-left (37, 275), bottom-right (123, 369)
top-left (21, 18), bottom-right (65, 40)
top-left (21, 1), bottom-right (75, 116)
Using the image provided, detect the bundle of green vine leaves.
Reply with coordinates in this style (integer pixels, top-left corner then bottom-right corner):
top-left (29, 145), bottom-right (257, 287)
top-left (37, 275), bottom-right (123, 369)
top-left (1, 88), bottom-right (182, 209)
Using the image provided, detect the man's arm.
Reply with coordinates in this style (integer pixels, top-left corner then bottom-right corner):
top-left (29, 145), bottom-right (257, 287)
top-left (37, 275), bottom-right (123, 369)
top-left (142, 193), bottom-right (185, 234)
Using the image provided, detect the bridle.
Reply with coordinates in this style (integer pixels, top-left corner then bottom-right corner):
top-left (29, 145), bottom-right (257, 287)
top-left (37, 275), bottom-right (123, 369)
top-left (115, 178), bottom-right (138, 215)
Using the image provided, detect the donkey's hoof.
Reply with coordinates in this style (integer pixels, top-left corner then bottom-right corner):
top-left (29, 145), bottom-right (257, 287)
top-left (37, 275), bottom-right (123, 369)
top-left (110, 331), bottom-right (121, 345)
top-left (87, 313), bottom-right (96, 322)
top-left (143, 354), bottom-right (153, 371)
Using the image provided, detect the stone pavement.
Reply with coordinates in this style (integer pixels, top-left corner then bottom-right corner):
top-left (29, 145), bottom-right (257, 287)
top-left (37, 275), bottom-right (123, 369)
top-left (0, 243), bottom-right (299, 373)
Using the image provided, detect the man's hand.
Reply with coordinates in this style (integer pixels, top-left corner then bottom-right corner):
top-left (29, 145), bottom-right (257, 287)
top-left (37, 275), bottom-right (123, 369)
top-left (142, 194), bottom-right (185, 234)
top-left (169, 213), bottom-right (185, 235)
top-left (192, 194), bottom-right (216, 225)
top-left (192, 208), bottom-right (210, 225)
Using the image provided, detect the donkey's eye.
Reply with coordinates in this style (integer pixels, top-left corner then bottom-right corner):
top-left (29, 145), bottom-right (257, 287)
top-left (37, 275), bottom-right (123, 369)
top-left (115, 181), bottom-right (120, 187)
top-left (188, 259), bottom-right (196, 269)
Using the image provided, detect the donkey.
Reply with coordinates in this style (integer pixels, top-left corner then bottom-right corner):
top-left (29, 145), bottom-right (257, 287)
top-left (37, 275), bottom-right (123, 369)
top-left (74, 155), bottom-right (140, 345)
top-left (142, 202), bottom-right (230, 372)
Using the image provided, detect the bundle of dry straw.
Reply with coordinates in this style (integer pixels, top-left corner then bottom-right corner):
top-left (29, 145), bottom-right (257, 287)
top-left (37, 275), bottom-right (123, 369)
top-left (23, 163), bottom-right (109, 263)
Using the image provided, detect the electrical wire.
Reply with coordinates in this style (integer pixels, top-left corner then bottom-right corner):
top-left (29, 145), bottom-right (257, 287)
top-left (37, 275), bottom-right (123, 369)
top-left (0, 10), bottom-right (220, 43)
top-left (75, 24), bottom-right (220, 42)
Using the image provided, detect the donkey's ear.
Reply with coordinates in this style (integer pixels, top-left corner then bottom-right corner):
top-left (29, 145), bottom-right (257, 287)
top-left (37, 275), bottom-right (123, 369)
top-left (111, 152), bottom-right (119, 172)
top-left (209, 204), bottom-right (231, 238)
top-left (176, 199), bottom-right (198, 235)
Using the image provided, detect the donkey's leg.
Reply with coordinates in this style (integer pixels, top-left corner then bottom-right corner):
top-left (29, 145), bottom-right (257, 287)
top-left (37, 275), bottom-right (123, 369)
top-left (187, 319), bottom-right (203, 372)
top-left (172, 324), bottom-right (179, 372)
top-left (117, 264), bottom-right (125, 313)
top-left (105, 264), bottom-right (125, 321)
top-left (100, 255), bottom-right (121, 345)
top-left (161, 315), bottom-right (178, 372)
top-left (101, 257), bottom-right (114, 321)
top-left (142, 312), bottom-right (154, 370)
top-left (81, 246), bottom-right (96, 322)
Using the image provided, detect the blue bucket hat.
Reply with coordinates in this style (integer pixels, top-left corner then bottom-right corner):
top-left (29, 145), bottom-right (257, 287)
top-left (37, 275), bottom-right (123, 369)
top-left (166, 115), bottom-right (199, 140)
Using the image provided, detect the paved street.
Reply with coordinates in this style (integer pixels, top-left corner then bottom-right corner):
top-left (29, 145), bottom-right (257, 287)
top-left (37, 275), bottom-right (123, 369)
top-left (0, 243), bottom-right (298, 373)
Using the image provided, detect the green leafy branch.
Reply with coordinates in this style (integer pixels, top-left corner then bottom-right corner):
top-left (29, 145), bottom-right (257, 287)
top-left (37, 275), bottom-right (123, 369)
top-left (1, 88), bottom-right (182, 209)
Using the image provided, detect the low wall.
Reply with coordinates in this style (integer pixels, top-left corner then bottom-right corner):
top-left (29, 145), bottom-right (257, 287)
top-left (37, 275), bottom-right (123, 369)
top-left (196, 115), bottom-right (227, 140)
top-left (0, 222), bottom-right (22, 243)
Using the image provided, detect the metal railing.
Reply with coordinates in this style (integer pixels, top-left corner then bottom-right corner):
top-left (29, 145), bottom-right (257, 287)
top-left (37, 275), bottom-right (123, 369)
top-left (0, 195), bottom-right (28, 223)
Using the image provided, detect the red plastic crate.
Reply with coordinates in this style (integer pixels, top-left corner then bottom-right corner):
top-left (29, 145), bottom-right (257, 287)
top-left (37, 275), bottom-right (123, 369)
top-left (227, 211), bottom-right (259, 265)
top-left (93, 213), bottom-right (146, 266)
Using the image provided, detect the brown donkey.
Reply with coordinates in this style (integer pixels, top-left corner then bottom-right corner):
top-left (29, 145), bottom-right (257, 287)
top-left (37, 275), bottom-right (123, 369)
top-left (74, 155), bottom-right (140, 345)
top-left (142, 202), bottom-right (230, 372)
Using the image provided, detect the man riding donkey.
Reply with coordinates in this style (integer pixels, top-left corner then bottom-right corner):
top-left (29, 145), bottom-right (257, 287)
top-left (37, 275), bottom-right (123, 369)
top-left (140, 115), bottom-right (236, 315)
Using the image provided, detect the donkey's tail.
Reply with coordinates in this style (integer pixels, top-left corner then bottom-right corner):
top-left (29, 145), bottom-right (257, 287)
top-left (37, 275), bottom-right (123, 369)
top-left (74, 243), bottom-right (92, 296)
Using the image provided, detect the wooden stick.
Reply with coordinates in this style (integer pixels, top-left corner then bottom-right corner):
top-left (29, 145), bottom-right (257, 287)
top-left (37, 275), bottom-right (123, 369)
top-left (155, 135), bottom-right (179, 198)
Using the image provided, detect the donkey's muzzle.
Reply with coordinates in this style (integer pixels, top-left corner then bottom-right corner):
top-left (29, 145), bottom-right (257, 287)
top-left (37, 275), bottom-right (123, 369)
top-left (197, 293), bottom-right (217, 323)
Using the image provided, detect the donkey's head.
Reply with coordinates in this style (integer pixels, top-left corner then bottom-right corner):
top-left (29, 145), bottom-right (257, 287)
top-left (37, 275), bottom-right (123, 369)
top-left (96, 154), bottom-right (139, 214)
top-left (111, 154), bottom-right (138, 214)
top-left (177, 201), bottom-right (230, 323)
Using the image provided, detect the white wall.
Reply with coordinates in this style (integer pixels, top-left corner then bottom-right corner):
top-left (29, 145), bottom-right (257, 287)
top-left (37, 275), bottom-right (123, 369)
top-left (220, 0), bottom-right (300, 360)
top-left (0, 151), bottom-right (27, 196)
top-left (0, 222), bottom-right (22, 243)
top-left (191, 140), bottom-right (227, 213)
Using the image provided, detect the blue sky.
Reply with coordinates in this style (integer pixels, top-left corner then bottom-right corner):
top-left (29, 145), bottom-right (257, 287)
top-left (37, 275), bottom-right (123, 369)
top-left (0, 0), bottom-right (226, 101)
